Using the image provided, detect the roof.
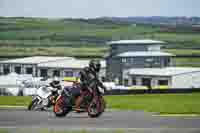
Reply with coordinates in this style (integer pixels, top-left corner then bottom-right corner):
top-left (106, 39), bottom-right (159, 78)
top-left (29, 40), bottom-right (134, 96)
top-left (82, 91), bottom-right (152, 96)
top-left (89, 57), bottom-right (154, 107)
top-left (127, 67), bottom-right (200, 76)
top-left (0, 56), bottom-right (74, 64)
top-left (107, 39), bottom-right (165, 45)
top-left (117, 51), bottom-right (174, 57)
top-left (38, 59), bottom-right (106, 69)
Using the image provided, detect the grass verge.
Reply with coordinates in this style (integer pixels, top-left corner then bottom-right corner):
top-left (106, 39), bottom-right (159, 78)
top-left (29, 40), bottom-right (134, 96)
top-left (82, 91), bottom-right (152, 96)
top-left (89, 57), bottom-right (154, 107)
top-left (0, 93), bottom-right (200, 114)
top-left (105, 93), bottom-right (200, 114)
top-left (0, 96), bottom-right (31, 106)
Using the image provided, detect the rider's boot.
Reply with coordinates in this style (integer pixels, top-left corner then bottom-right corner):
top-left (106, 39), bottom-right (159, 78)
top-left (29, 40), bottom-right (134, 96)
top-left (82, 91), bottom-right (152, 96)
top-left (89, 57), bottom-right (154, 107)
top-left (75, 96), bottom-right (83, 112)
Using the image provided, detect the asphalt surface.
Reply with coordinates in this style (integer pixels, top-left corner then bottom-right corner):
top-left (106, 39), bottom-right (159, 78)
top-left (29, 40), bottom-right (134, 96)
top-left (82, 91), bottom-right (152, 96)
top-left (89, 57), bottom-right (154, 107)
top-left (0, 108), bottom-right (200, 132)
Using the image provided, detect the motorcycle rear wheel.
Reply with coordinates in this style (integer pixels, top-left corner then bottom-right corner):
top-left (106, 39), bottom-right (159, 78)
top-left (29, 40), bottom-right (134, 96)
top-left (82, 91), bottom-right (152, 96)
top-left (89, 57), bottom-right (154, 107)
top-left (53, 96), bottom-right (71, 117)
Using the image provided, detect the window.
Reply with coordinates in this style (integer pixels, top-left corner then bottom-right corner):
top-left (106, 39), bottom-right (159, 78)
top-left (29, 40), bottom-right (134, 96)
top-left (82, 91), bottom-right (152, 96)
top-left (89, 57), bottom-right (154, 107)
top-left (53, 70), bottom-right (60, 77)
top-left (158, 80), bottom-right (168, 85)
top-left (132, 77), bottom-right (136, 85)
top-left (15, 66), bottom-right (21, 74)
top-left (145, 58), bottom-right (154, 68)
top-left (130, 58), bottom-right (134, 63)
top-left (145, 58), bottom-right (154, 62)
top-left (3, 65), bottom-right (10, 75)
top-left (26, 67), bottom-right (33, 75)
top-left (124, 79), bottom-right (129, 86)
top-left (122, 58), bottom-right (127, 63)
top-left (142, 78), bottom-right (152, 89)
top-left (40, 69), bottom-right (48, 77)
top-left (64, 71), bottom-right (73, 77)
top-left (164, 58), bottom-right (170, 67)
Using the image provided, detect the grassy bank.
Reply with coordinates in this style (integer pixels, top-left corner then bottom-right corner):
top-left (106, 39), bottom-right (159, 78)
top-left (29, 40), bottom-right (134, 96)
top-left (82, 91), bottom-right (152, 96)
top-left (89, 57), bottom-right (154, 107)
top-left (1, 17), bottom-right (200, 58)
top-left (0, 46), bottom-right (108, 57)
top-left (1, 93), bottom-right (200, 114)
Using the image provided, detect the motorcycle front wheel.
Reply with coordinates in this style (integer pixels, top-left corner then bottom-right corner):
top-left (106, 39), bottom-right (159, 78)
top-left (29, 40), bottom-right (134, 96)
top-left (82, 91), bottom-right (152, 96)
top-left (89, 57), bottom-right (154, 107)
top-left (87, 96), bottom-right (105, 118)
top-left (28, 98), bottom-right (39, 110)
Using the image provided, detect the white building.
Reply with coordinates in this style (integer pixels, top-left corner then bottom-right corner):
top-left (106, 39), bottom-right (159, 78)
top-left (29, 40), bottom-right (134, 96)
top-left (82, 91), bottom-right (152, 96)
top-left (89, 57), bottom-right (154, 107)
top-left (38, 59), bottom-right (106, 80)
top-left (0, 56), bottom-right (106, 80)
top-left (123, 67), bottom-right (200, 89)
top-left (0, 56), bottom-right (72, 77)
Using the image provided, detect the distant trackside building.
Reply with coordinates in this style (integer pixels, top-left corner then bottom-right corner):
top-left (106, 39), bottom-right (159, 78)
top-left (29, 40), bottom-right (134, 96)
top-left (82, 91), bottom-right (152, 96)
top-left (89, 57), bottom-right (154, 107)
top-left (105, 39), bottom-right (200, 88)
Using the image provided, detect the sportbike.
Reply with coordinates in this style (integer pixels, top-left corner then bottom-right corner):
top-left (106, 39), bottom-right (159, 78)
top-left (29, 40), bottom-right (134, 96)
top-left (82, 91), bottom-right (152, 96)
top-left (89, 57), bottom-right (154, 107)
top-left (53, 80), bottom-right (106, 118)
top-left (28, 85), bottom-right (58, 111)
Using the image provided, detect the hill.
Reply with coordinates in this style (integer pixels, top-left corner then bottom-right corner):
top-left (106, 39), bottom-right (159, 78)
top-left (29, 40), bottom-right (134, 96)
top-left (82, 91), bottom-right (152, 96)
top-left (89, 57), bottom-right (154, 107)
top-left (0, 17), bottom-right (200, 58)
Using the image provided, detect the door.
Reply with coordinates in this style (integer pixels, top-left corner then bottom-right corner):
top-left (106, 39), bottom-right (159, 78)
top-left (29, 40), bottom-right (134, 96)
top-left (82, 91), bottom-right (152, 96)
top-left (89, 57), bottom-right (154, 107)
top-left (142, 78), bottom-right (152, 89)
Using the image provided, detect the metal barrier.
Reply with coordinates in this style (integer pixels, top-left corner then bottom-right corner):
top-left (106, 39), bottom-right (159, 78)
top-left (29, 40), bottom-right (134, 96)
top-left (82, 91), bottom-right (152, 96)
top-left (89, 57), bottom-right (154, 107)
top-left (1, 87), bottom-right (200, 96)
top-left (104, 88), bottom-right (200, 95)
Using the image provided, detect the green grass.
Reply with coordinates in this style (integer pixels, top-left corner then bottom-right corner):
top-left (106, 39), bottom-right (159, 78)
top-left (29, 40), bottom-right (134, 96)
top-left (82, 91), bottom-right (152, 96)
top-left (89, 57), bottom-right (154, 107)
top-left (105, 93), bottom-right (200, 114)
top-left (1, 17), bottom-right (200, 60)
top-left (0, 96), bottom-right (31, 106)
top-left (0, 129), bottom-right (9, 133)
top-left (0, 46), bottom-right (108, 57)
top-left (174, 58), bottom-right (200, 67)
top-left (1, 93), bottom-right (200, 114)
top-left (165, 49), bottom-right (200, 56)
top-left (0, 18), bottom-right (150, 41)
top-left (154, 33), bottom-right (200, 46)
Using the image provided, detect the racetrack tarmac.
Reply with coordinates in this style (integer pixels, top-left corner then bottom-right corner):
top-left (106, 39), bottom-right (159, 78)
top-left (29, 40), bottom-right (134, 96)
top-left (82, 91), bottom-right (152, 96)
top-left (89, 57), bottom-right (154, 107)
top-left (0, 108), bottom-right (200, 132)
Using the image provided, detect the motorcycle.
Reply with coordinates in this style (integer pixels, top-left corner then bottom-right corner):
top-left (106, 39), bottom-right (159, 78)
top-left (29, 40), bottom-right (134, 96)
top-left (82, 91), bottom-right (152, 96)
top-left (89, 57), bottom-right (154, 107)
top-left (53, 80), bottom-right (106, 118)
top-left (28, 85), bottom-right (58, 111)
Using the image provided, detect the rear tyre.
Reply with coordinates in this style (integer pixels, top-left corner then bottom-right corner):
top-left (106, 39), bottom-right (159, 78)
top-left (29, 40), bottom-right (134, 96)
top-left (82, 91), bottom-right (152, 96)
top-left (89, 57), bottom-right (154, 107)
top-left (53, 96), bottom-right (71, 117)
top-left (28, 98), bottom-right (39, 111)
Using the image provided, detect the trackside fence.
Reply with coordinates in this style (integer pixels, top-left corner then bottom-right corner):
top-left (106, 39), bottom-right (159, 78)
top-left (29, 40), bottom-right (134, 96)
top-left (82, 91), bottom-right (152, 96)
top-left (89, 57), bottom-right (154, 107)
top-left (104, 88), bottom-right (200, 95)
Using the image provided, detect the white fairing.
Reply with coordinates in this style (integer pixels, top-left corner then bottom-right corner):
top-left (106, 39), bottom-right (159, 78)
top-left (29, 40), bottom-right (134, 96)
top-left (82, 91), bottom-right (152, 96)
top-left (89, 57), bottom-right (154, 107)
top-left (98, 86), bottom-right (105, 94)
top-left (103, 82), bottom-right (115, 90)
top-left (36, 86), bottom-right (52, 99)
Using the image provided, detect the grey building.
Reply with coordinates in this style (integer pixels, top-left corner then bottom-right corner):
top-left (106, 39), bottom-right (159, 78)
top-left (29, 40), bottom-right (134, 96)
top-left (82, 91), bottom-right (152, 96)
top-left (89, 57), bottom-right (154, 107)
top-left (105, 39), bottom-right (174, 85)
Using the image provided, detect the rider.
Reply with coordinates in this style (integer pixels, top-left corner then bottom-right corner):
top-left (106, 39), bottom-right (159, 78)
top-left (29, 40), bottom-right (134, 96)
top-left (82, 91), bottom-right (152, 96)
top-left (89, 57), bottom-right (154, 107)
top-left (75, 59), bottom-right (107, 111)
top-left (49, 77), bottom-right (62, 104)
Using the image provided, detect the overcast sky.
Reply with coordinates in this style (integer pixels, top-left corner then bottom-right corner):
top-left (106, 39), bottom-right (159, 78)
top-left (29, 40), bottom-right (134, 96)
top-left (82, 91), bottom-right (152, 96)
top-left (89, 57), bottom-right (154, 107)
top-left (0, 0), bottom-right (199, 18)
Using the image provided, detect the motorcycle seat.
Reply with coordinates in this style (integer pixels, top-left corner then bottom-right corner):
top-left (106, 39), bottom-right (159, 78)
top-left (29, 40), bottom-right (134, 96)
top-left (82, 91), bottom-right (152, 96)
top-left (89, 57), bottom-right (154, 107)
top-left (64, 86), bottom-right (81, 98)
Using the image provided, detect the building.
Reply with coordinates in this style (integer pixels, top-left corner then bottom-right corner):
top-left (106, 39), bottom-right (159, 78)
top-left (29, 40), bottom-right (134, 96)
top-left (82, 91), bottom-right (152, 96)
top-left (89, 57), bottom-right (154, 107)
top-left (0, 56), bottom-right (106, 80)
top-left (0, 56), bottom-right (72, 77)
top-left (105, 39), bottom-right (174, 85)
top-left (123, 67), bottom-right (200, 88)
top-left (38, 59), bottom-right (106, 80)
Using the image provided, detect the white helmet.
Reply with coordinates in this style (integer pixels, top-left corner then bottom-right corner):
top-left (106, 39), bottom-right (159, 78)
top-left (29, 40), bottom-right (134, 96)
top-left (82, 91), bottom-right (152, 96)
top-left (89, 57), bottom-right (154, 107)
top-left (53, 77), bottom-right (59, 82)
top-left (51, 77), bottom-right (60, 88)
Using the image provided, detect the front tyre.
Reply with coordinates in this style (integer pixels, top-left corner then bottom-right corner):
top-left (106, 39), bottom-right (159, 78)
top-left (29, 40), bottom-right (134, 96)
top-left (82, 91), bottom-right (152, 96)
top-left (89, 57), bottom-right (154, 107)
top-left (28, 98), bottom-right (39, 110)
top-left (88, 96), bottom-right (105, 118)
